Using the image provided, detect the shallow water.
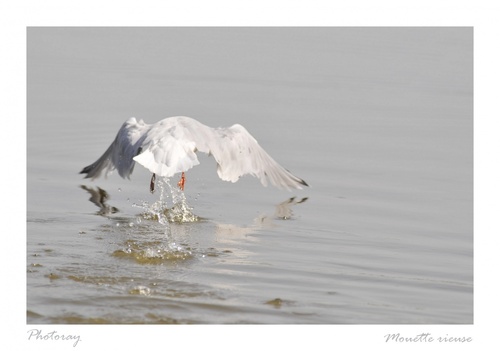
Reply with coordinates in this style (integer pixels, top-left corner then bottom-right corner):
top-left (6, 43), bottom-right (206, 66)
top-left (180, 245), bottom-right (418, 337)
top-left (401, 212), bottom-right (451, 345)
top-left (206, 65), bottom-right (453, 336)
top-left (27, 27), bottom-right (472, 324)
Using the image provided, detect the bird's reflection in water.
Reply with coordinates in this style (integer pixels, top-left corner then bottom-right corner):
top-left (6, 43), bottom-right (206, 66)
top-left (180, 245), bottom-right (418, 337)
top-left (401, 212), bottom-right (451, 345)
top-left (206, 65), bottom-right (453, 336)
top-left (254, 196), bottom-right (309, 225)
top-left (273, 196), bottom-right (308, 220)
top-left (80, 185), bottom-right (119, 215)
top-left (214, 197), bottom-right (308, 246)
top-left (80, 182), bottom-right (308, 229)
top-left (80, 182), bottom-right (307, 223)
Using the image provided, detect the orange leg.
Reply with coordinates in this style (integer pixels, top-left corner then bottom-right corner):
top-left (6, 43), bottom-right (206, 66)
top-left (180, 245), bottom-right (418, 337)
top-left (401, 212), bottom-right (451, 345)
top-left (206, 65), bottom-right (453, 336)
top-left (177, 172), bottom-right (186, 191)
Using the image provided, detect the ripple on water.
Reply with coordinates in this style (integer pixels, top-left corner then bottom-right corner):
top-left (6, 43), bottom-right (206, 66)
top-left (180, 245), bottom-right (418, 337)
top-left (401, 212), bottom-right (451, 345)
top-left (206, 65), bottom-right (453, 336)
top-left (264, 298), bottom-right (296, 309)
top-left (46, 312), bottom-right (190, 324)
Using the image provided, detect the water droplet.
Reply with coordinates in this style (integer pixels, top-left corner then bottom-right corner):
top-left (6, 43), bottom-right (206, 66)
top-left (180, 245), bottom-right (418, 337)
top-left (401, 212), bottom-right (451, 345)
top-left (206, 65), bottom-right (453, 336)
top-left (129, 285), bottom-right (151, 296)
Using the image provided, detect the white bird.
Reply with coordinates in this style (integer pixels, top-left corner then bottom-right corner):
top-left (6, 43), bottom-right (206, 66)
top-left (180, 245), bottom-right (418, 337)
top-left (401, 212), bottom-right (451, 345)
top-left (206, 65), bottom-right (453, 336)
top-left (80, 116), bottom-right (308, 192)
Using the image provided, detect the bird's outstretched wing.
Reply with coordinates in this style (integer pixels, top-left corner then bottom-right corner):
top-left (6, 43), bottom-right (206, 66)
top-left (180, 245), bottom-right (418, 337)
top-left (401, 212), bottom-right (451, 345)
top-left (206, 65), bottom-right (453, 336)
top-left (206, 123), bottom-right (308, 190)
top-left (80, 117), bottom-right (150, 179)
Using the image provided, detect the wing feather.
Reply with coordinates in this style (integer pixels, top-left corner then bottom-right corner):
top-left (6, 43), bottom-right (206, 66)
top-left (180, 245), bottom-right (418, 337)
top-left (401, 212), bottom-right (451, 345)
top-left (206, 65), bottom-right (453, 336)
top-left (200, 122), bottom-right (307, 190)
top-left (80, 117), bottom-right (149, 179)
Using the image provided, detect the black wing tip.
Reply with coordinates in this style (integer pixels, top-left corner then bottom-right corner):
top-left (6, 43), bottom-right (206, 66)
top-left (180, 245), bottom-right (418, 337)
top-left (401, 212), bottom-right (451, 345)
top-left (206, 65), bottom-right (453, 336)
top-left (299, 178), bottom-right (309, 187)
top-left (79, 165), bottom-right (93, 178)
top-left (284, 168), bottom-right (309, 188)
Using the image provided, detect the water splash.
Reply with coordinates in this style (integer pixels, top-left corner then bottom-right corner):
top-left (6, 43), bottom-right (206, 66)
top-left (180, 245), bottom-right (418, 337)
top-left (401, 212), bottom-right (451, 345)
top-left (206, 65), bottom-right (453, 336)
top-left (112, 239), bottom-right (193, 264)
top-left (133, 177), bottom-right (200, 224)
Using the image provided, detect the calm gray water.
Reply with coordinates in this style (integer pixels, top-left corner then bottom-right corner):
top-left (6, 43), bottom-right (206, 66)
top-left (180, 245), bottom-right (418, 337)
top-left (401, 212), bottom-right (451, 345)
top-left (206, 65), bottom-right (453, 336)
top-left (27, 27), bottom-right (472, 324)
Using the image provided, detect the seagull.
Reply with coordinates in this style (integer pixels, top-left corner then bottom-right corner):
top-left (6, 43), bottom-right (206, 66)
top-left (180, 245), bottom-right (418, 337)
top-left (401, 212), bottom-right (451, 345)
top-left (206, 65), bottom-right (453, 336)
top-left (80, 116), bottom-right (308, 192)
